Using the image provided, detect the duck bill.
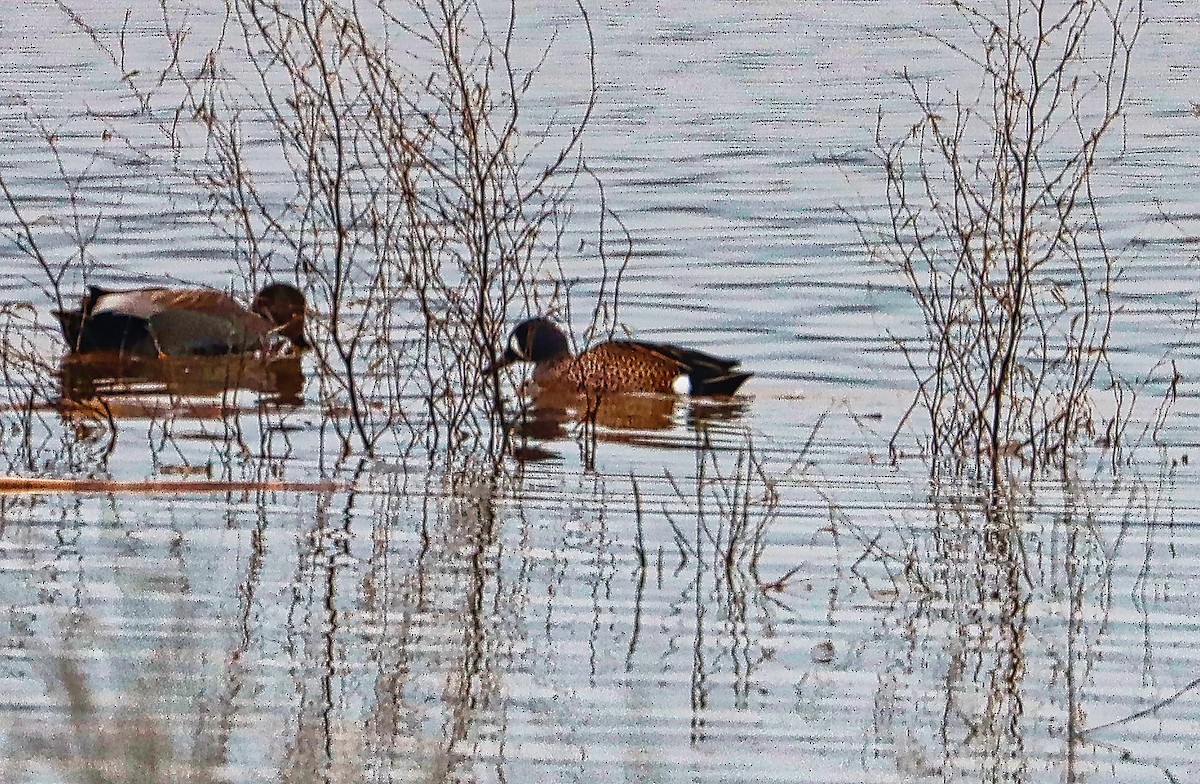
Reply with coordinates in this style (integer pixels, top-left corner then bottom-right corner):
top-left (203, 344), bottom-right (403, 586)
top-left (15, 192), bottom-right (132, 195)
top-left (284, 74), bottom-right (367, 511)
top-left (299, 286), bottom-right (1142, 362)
top-left (483, 348), bottom-right (519, 377)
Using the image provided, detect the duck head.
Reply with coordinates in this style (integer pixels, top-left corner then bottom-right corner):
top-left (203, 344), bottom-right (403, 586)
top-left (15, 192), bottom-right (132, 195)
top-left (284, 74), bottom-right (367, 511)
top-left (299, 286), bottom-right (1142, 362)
top-left (251, 283), bottom-right (310, 350)
top-left (485, 317), bottom-right (571, 374)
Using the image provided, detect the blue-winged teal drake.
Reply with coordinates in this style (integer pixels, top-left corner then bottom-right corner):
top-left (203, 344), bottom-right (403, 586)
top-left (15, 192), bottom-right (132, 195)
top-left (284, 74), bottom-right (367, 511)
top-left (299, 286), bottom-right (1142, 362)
top-left (55, 283), bottom-right (309, 357)
top-left (486, 317), bottom-right (752, 396)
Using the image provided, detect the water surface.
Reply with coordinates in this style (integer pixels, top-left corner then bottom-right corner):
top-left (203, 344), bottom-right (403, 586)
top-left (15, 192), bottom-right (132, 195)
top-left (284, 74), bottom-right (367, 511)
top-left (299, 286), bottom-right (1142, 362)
top-left (0, 1), bottom-right (1199, 782)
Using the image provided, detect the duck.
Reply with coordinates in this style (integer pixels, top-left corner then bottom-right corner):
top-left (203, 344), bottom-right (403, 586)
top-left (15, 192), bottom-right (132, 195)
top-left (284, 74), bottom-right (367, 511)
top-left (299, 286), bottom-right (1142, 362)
top-left (485, 317), bottom-right (752, 396)
top-left (55, 283), bottom-right (309, 357)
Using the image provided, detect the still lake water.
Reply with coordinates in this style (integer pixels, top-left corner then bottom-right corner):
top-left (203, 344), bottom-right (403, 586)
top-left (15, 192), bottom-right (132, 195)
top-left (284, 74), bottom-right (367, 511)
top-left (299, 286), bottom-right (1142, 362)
top-left (1, 0), bottom-right (1199, 782)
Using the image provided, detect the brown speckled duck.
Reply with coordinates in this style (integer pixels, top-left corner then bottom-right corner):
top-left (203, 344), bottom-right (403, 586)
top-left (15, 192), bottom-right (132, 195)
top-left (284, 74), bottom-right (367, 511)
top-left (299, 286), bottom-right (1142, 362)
top-left (486, 317), bottom-right (751, 396)
top-left (55, 283), bottom-right (309, 357)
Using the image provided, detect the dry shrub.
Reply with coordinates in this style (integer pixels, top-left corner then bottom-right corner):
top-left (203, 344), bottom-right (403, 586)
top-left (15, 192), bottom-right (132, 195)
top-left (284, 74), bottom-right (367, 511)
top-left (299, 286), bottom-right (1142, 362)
top-left (188, 0), bottom-right (599, 458)
top-left (865, 0), bottom-right (1144, 481)
top-left (7, 0), bottom-right (608, 464)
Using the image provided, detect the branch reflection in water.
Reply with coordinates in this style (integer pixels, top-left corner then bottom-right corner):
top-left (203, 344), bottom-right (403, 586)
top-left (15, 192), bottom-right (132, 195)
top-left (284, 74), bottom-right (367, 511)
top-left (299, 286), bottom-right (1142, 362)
top-left (650, 432), bottom-right (794, 740)
top-left (829, 471), bottom-right (1172, 780)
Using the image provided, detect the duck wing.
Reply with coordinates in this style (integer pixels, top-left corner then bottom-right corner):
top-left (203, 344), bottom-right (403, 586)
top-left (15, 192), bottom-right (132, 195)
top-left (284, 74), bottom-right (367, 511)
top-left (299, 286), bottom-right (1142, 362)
top-left (89, 287), bottom-right (252, 320)
top-left (79, 287), bottom-right (271, 356)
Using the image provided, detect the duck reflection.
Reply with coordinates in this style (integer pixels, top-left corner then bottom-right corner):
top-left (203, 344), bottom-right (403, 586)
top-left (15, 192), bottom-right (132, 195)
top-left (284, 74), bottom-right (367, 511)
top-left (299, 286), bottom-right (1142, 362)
top-left (58, 351), bottom-right (305, 415)
top-left (507, 387), bottom-right (748, 460)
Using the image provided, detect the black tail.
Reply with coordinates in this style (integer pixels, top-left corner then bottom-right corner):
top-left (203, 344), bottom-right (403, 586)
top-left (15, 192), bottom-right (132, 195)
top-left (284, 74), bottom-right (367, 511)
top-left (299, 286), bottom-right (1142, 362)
top-left (53, 309), bottom-right (85, 351)
top-left (691, 369), bottom-right (752, 396)
top-left (55, 309), bottom-right (150, 354)
top-left (644, 343), bottom-right (752, 396)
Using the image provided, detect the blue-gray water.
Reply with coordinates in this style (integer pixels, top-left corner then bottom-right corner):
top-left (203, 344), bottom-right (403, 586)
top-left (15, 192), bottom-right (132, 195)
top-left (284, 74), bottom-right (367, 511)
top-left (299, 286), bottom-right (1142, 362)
top-left (0, 1), bottom-right (1199, 782)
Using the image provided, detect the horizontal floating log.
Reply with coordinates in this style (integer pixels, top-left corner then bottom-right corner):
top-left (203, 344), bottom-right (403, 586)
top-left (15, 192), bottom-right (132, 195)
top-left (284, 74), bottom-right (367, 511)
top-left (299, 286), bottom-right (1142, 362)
top-left (0, 476), bottom-right (341, 494)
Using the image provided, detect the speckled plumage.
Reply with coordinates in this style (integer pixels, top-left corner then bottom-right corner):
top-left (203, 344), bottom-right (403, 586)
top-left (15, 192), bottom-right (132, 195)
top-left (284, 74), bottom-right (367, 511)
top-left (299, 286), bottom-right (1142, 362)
top-left (486, 318), bottom-right (752, 396)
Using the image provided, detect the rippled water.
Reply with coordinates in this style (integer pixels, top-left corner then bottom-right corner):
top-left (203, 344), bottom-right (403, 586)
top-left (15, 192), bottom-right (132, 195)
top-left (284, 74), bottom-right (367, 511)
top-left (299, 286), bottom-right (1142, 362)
top-left (1, 1), bottom-right (1199, 782)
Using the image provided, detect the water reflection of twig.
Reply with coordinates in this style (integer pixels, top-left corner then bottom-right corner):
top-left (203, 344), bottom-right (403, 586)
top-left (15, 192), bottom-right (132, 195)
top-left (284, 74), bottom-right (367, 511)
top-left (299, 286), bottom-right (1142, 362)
top-left (648, 430), bottom-right (800, 739)
top-left (825, 463), bottom-right (1179, 780)
top-left (1085, 676), bottom-right (1200, 736)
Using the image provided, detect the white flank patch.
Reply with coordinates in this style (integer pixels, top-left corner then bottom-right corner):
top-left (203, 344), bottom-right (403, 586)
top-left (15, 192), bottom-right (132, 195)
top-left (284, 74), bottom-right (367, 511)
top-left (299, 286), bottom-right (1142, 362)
top-left (90, 291), bottom-right (161, 318)
top-left (671, 373), bottom-right (691, 395)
